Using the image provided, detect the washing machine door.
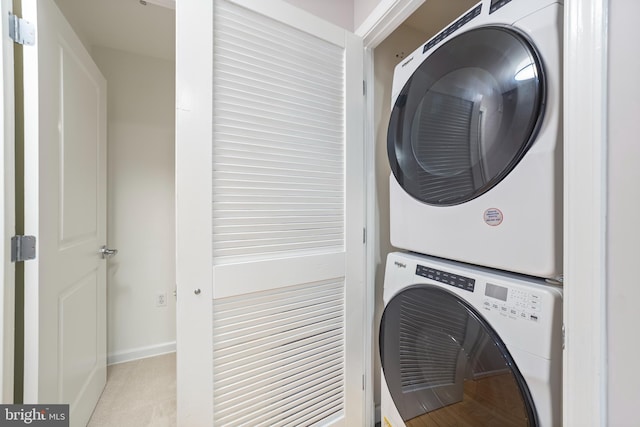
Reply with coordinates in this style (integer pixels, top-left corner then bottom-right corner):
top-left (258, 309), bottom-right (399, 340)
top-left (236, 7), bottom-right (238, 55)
top-left (388, 26), bottom-right (545, 206)
top-left (380, 286), bottom-right (538, 426)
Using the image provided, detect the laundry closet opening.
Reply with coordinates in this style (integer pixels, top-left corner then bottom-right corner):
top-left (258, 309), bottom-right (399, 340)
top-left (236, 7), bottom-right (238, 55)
top-left (370, 0), bottom-right (479, 412)
top-left (53, 0), bottom-right (177, 367)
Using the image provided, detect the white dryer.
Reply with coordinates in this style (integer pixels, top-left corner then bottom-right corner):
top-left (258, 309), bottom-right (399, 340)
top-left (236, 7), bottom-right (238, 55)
top-left (387, 0), bottom-right (563, 279)
top-left (380, 252), bottom-right (563, 427)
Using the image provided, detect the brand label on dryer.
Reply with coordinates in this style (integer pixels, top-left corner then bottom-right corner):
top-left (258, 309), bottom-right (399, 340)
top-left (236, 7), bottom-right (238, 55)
top-left (484, 208), bottom-right (504, 226)
top-left (401, 56), bottom-right (414, 68)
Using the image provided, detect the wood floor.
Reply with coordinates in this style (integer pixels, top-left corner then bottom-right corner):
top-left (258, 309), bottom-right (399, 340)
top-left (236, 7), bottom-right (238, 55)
top-left (87, 354), bottom-right (524, 426)
top-left (405, 373), bottom-right (529, 427)
top-left (87, 352), bottom-right (176, 426)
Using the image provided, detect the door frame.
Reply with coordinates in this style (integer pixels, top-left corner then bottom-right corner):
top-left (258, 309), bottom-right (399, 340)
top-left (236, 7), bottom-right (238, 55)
top-left (356, 0), bottom-right (610, 424)
top-left (0, 0), bottom-right (15, 404)
top-left (562, 0), bottom-right (608, 425)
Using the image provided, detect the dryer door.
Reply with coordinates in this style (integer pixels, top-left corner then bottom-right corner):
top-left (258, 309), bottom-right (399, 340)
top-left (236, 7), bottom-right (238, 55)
top-left (380, 286), bottom-right (538, 426)
top-left (388, 26), bottom-right (545, 206)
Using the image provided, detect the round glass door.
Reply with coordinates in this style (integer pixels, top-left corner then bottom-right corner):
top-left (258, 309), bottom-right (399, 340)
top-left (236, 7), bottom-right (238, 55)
top-left (387, 26), bottom-right (545, 206)
top-left (380, 286), bottom-right (538, 426)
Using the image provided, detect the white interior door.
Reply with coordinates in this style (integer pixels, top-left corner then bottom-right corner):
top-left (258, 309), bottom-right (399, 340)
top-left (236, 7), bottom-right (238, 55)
top-left (21, 1), bottom-right (107, 425)
top-left (177, 0), bottom-right (365, 425)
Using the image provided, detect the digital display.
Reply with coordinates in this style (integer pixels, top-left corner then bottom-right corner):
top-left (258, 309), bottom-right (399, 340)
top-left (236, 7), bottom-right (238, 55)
top-left (485, 283), bottom-right (508, 301)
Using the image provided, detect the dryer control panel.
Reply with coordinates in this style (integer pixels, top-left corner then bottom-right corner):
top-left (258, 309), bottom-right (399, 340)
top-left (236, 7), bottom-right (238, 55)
top-left (482, 282), bottom-right (542, 323)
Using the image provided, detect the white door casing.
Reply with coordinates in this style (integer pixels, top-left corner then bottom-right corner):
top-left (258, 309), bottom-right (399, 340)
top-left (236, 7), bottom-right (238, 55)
top-left (563, 0), bottom-right (608, 425)
top-left (21, 1), bottom-right (107, 425)
top-left (0, 0), bottom-right (15, 403)
top-left (177, 0), bottom-right (365, 425)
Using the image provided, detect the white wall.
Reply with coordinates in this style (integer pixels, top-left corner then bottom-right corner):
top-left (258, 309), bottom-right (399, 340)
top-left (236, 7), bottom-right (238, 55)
top-left (283, 0), bottom-right (354, 30)
top-left (92, 46), bottom-right (176, 364)
top-left (607, 0), bottom-right (640, 424)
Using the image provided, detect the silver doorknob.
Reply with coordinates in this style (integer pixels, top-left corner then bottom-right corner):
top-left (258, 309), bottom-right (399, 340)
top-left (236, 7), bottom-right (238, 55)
top-left (99, 245), bottom-right (118, 259)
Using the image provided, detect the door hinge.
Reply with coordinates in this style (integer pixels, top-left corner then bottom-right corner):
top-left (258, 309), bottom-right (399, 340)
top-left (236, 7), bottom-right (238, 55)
top-left (363, 80), bottom-right (366, 96)
top-left (8, 12), bottom-right (35, 46)
top-left (562, 323), bottom-right (565, 350)
top-left (11, 235), bottom-right (36, 262)
top-left (362, 374), bottom-right (365, 390)
top-left (363, 227), bottom-right (366, 244)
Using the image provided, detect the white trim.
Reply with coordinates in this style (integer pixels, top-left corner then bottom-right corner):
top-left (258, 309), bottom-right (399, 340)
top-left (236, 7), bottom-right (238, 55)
top-left (176, 0), bottom-right (214, 425)
top-left (563, 0), bottom-right (608, 425)
top-left (0, 0), bottom-right (14, 404)
top-left (107, 342), bottom-right (176, 366)
top-left (344, 29), bottom-right (367, 426)
top-left (363, 46), bottom-right (376, 427)
top-left (355, 0), bottom-right (424, 46)
top-left (21, 0), bottom-right (41, 402)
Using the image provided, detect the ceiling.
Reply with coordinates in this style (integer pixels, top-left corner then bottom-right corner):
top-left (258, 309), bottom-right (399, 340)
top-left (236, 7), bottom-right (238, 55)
top-left (54, 0), bottom-right (175, 61)
top-left (52, 0), bottom-right (476, 63)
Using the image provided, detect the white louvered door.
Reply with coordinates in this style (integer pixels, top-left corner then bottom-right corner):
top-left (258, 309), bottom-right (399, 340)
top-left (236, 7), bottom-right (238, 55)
top-left (176, 0), bottom-right (365, 425)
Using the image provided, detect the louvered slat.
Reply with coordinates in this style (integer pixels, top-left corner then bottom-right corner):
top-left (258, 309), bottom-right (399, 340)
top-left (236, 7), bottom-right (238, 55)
top-left (215, 361), bottom-right (343, 421)
top-left (214, 336), bottom-right (342, 389)
top-left (213, 0), bottom-right (346, 264)
top-left (213, 278), bottom-right (345, 426)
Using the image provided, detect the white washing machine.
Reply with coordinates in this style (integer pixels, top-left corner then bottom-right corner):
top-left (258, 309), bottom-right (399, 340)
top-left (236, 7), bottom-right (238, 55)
top-left (380, 252), bottom-right (563, 427)
top-left (387, 0), bottom-right (563, 280)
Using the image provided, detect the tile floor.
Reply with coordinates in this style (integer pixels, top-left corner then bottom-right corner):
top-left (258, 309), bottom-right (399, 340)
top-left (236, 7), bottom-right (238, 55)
top-left (87, 352), bottom-right (176, 426)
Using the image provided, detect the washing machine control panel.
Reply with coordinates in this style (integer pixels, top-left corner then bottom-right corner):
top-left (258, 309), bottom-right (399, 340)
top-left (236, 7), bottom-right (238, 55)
top-left (482, 283), bottom-right (542, 322)
top-left (416, 264), bottom-right (476, 292)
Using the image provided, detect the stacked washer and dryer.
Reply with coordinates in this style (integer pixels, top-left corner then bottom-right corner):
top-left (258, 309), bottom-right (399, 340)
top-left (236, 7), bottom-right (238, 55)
top-left (380, 1), bottom-right (564, 426)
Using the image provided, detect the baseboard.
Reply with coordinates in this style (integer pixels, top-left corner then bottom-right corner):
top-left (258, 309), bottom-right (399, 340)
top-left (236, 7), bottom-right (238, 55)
top-left (107, 341), bottom-right (176, 365)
